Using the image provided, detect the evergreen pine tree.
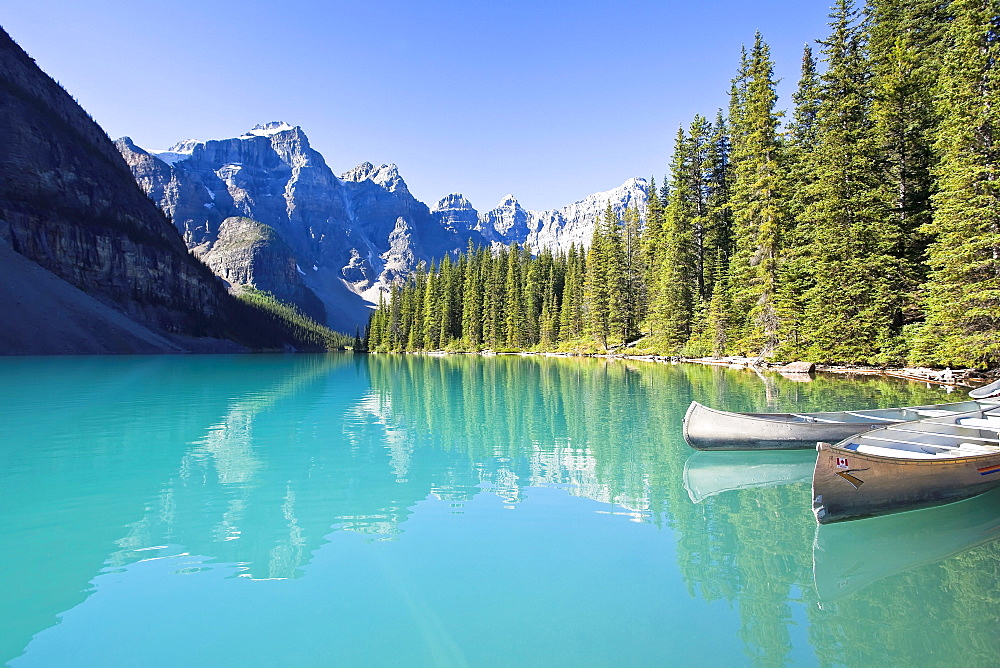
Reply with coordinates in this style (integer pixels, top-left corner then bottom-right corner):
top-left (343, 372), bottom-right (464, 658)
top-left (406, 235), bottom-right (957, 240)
top-left (801, 0), bottom-right (902, 363)
top-left (604, 205), bottom-right (629, 344)
top-left (368, 292), bottom-right (387, 351)
top-left (419, 263), bottom-right (438, 349)
top-left (522, 246), bottom-right (543, 346)
top-left (622, 205), bottom-right (645, 340)
top-left (437, 255), bottom-right (456, 347)
top-left (584, 216), bottom-right (612, 347)
top-left (503, 243), bottom-right (526, 347)
top-left (704, 110), bottom-right (733, 295)
top-left (649, 126), bottom-right (697, 349)
top-left (706, 251), bottom-right (733, 355)
top-left (484, 246), bottom-right (507, 349)
top-left (777, 44), bottom-right (822, 357)
top-left (641, 178), bottom-right (664, 335)
top-left (912, 0), bottom-right (1000, 367)
top-left (559, 244), bottom-right (585, 341)
top-left (728, 32), bottom-right (785, 357)
top-left (461, 245), bottom-right (485, 347)
top-left (868, 0), bottom-right (949, 278)
top-left (388, 282), bottom-right (403, 351)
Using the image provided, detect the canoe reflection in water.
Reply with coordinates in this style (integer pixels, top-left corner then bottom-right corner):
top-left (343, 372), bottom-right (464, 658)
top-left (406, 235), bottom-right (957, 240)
top-left (812, 486), bottom-right (1000, 602)
top-left (682, 450), bottom-right (815, 503)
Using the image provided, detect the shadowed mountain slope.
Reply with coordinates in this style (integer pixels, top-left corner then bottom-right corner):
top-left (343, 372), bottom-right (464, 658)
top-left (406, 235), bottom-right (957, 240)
top-left (0, 27), bottom-right (327, 353)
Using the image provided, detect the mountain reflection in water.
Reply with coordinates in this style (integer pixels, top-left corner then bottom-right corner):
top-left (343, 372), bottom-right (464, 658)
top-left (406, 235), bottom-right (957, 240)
top-left (2, 354), bottom-right (998, 665)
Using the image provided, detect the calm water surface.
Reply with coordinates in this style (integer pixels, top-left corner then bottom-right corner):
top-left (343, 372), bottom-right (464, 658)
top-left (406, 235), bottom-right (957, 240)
top-left (2, 354), bottom-right (998, 666)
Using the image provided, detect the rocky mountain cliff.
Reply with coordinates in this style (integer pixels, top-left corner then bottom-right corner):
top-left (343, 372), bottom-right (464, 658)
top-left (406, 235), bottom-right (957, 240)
top-left (118, 124), bottom-right (646, 332)
top-left (0, 28), bottom-right (320, 354)
top-left (117, 127), bottom-right (475, 330)
top-left (0, 27), bottom-right (235, 352)
top-left (200, 217), bottom-right (327, 323)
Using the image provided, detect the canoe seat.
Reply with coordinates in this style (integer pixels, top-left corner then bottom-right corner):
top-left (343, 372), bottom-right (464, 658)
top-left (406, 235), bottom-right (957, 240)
top-left (957, 442), bottom-right (1000, 455)
top-left (790, 414), bottom-right (838, 423)
top-left (854, 444), bottom-right (946, 459)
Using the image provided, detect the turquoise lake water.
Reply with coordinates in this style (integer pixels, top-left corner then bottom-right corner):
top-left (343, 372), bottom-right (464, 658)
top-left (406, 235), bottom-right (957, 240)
top-left (2, 353), bottom-right (999, 666)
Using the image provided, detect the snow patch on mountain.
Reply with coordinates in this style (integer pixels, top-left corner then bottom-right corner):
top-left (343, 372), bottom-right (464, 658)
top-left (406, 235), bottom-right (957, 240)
top-left (149, 150), bottom-right (192, 165)
top-left (239, 121), bottom-right (296, 138)
top-left (148, 138), bottom-right (200, 165)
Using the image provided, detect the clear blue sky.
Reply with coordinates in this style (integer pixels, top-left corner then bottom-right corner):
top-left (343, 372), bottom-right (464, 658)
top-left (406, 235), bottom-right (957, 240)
top-left (2, 0), bottom-right (833, 212)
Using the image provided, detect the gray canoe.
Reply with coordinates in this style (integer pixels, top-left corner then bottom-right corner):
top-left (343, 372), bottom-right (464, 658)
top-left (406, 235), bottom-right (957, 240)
top-left (682, 399), bottom-right (993, 451)
top-left (812, 405), bottom-right (1000, 524)
top-left (970, 377), bottom-right (1000, 399)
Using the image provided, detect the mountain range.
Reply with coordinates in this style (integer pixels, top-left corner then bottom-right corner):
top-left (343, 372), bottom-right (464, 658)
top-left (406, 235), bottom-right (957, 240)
top-left (117, 123), bottom-right (647, 331)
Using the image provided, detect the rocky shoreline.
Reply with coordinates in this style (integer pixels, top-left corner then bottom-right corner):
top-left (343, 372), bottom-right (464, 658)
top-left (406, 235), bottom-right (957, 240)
top-left (679, 356), bottom-right (993, 388)
top-left (388, 349), bottom-right (998, 390)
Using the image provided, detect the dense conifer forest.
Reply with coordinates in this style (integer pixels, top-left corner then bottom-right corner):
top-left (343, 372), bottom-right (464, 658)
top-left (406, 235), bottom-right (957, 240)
top-left (236, 287), bottom-right (354, 351)
top-left (367, 0), bottom-right (999, 369)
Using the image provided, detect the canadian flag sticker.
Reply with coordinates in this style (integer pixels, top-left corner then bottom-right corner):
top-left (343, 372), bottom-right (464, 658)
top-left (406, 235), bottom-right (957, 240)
top-left (836, 457), bottom-right (849, 469)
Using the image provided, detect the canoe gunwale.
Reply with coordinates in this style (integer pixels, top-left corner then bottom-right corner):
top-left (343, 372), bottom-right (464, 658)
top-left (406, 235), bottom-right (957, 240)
top-left (817, 440), bottom-right (1000, 466)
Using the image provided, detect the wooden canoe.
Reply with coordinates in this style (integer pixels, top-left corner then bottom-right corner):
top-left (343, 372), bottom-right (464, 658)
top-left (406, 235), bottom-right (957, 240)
top-left (682, 399), bottom-right (995, 451)
top-left (812, 405), bottom-right (1000, 524)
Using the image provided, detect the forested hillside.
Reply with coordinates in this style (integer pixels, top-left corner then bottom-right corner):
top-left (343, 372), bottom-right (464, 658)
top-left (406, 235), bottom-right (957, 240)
top-left (367, 0), bottom-right (999, 369)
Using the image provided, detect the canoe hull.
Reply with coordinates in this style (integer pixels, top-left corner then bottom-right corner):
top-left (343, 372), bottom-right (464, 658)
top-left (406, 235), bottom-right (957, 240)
top-left (682, 401), bottom-right (888, 451)
top-left (812, 443), bottom-right (1000, 524)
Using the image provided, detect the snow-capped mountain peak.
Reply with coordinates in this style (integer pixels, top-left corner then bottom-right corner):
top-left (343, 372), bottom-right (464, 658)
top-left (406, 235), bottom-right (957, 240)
top-left (240, 121), bottom-right (296, 138)
top-left (371, 164), bottom-right (403, 190)
top-left (167, 138), bottom-right (200, 153)
top-left (147, 138), bottom-right (200, 165)
top-left (117, 122), bottom-right (644, 332)
top-left (432, 193), bottom-right (478, 235)
top-left (342, 162), bottom-right (409, 195)
top-left (474, 178), bottom-right (648, 251)
top-left (432, 193), bottom-right (474, 212)
top-left (341, 161), bottom-right (376, 182)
